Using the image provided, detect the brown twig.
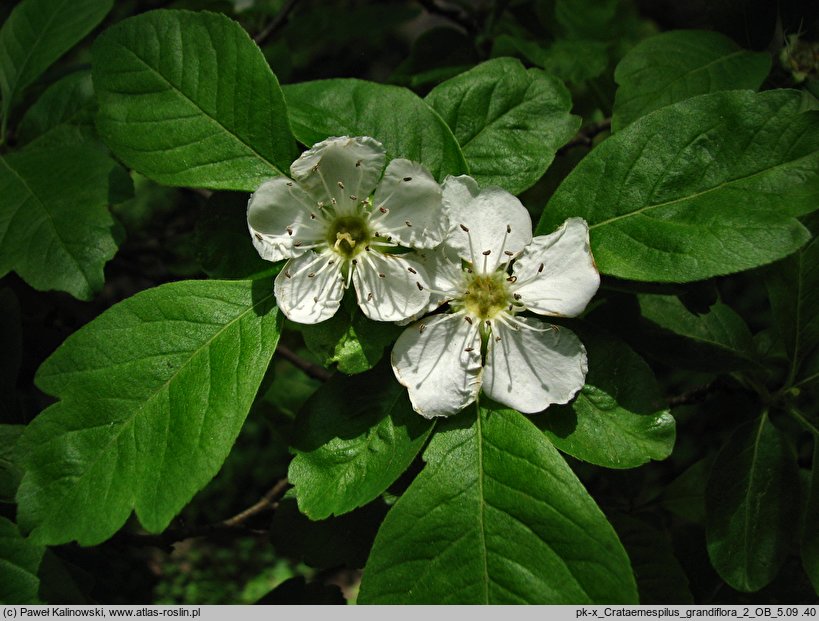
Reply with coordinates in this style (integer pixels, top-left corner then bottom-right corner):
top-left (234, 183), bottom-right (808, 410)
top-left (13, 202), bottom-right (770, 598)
top-left (666, 382), bottom-right (716, 408)
top-left (556, 118), bottom-right (612, 156)
top-left (121, 479), bottom-right (290, 550)
top-left (276, 343), bottom-right (333, 382)
top-left (253, 0), bottom-right (300, 46)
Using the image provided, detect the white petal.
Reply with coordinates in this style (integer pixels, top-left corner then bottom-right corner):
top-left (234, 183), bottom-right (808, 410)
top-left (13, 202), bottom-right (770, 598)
top-left (404, 245), bottom-right (464, 321)
top-left (274, 251), bottom-right (345, 324)
top-left (511, 217), bottom-right (600, 317)
top-left (352, 251), bottom-right (430, 322)
top-left (247, 177), bottom-right (326, 261)
top-left (290, 136), bottom-right (386, 213)
top-left (371, 159), bottom-right (445, 248)
top-left (391, 313), bottom-right (483, 418)
top-left (442, 175), bottom-right (532, 272)
top-left (483, 317), bottom-right (587, 414)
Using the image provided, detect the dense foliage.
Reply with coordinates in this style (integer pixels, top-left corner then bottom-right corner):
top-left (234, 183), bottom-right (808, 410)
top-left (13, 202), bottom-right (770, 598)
top-left (1, 0), bottom-right (818, 605)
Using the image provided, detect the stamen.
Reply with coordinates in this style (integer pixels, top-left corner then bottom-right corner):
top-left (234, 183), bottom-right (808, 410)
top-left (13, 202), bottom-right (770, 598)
top-left (284, 270), bottom-right (291, 279)
top-left (379, 207), bottom-right (388, 214)
top-left (254, 232), bottom-right (262, 241)
top-left (416, 282), bottom-right (423, 291)
top-left (495, 336), bottom-right (502, 342)
top-left (419, 323), bottom-right (426, 334)
top-left (350, 195), bottom-right (358, 201)
top-left (407, 267), bottom-right (417, 274)
top-left (355, 160), bottom-right (362, 167)
top-left (286, 181), bottom-right (294, 187)
top-left (337, 181), bottom-right (345, 190)
top-left (367, 292), bottom-right (373, 301)
top-left (286, 227), bottom-right (294, 236)
top-left (460, 224), bottom-right (469, 232)
top-left (378, 273), bottom-right (386, 278)
top-left (307, 272), bottom-right (316, 278)
top-left (513, 293), bottom-right (521, 300)
top-left (506, 224), bottom-right (511, 233)
top-left (465, 347), bottom-right (474, 352)
top-left (538, 263), bottom-right (544, 273)
top-left (403, 176), bottom-right (412, 182)
top-left (482, 250), bottom-right (492, 255)
top-left (405, 220), bottom-right (412, 227)
top-left (310, 213), bottom-right (317, 220)
top-left (465, 316), bottom-right (473, 325)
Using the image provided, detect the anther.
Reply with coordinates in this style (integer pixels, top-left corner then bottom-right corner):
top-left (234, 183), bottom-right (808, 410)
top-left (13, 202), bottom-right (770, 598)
top-left (286, 227), bottom-right (293, 236)
top-left (294, 241), bottom-right (302, 247)
top-left (365, 245), bottom-right (371, 252)
top-left (284, 270), bottom-right (292, 279)
top-left (482, 250), bottom-right (491, 256)
top-left (538, 263), bottom-right (544, 273)
top-left (307, 272), bottom-right (315, 278)
top-left (350, 195), bottom-right (358, 201)
top-left (378, 273), bottom-right (386, 278)
top-left (485, 320), bottom-right (491, 327)
top-left (407, 267), bottom-right (417, 274)
top-left (465, 347), bottom-right (474, 352)
top-left (513, 293), bottom-right (521, 300)
top-left (416, 282), bottom-right (424, 291)
top-left (367, 292), bottom-right (373, 301)
top-left (352, 259), bottom-right (358, 265)
top-left (379, 206), bottom-right (388, 214)
top-left (504, 251), bottom-right (514, 256)
top-left (495, 336), bottom-right (501, 342)
top-left (355, 160), bottom-right (362, 167)
top-left (310, 213), bottom-right (317, 220)
top-left (405, 220), bottom-right (412, 227)
top-left (506, 224), bottom-right (511, 233)
top-left (337, 181), bottom-right (345, 189)
top-left (254, 233), bottom-right (262, 241)
top-left (465, 316), bottom-right (473, 325)
top-left (419, 323), bottom-right (427, 333)
top-left (313, 296), bottom-right (318, 303)
top-left (507, 275), bottom-right (517, 283)
top-left (317, 201), bottom-right (325, 208)
top-left (286, 181), bottom-right (293, 187)
top-left (311, 164), bottom-right (319, 172)
top-left (459, 224), bottom-right (470, 232)
top-left (403, 176), bottom-right (412, 182)
top-left (466, 268), bottom-right (473, 274)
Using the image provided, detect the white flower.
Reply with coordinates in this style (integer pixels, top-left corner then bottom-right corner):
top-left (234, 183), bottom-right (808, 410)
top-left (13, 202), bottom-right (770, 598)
top-left (391, 175), bottom-right (600, 418)
top-left (248, 136), bottom-right (447, 324)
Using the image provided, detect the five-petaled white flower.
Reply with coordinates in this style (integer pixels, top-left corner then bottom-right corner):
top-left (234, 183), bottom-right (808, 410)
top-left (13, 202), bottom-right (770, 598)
top-left (248, 136), bottom-right (446, 324)
top-left (391, 176), bottom-right (600, 418)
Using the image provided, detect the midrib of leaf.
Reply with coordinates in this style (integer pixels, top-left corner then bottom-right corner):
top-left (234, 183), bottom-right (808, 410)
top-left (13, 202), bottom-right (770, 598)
top-left (1, 0), bottom-right (71, 115)
top-left (36, 288), bottom-right (275, 533)
top-left (742, 413), bottom-right (768, 588)
top-left (114, 43), bottom-right (283, 176)
top-left (0, 156), bottom-right (90, 286)
top-left (475, 403), bottom-right (490, 603)
top-left (589, 150), bottom-right (817, 230)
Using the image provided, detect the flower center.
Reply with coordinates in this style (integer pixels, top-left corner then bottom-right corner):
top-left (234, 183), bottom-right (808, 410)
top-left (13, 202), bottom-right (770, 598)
top-left (327, 215), bottom-right (371, 259)
top-left (462, 271), bottom-right (510, 320)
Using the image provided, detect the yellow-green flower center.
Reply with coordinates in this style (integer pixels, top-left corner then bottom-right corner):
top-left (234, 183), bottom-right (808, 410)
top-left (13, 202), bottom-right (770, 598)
top-left (327, 215), bottom-right (371, 259)
top-left (463, 271), bottom-right (510, 320)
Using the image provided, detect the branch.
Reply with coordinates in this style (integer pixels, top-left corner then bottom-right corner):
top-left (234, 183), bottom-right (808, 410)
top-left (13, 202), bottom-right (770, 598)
top-left (666, 382), bottom-right (716, 408)
top-left (556, 118), bottom-right (612, 156)
top-left (253, 0), bottom-right (300, 46)
top-left (120, 479), bottom-right (289, 550)
top-left (276, 343), bottom-right (333, 382)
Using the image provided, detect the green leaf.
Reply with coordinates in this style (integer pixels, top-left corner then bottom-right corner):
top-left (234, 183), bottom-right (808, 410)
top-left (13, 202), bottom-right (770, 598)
top-left (288, 364), bottom-right (434, 520)
top-left (0, 517), bottom-right (45, 604)
top-left (536, 329), bottom-right (675, 469)
top-left (613, 30), bottom-right (771, 131)
top-left (638, 294), bottom-right (762, 371)
top-left (491, 36), bottom-right (609, 85)
top-left (0, 424), bottom-right (24, 502)
top-left (301, 306), bottom-right (403, 375)
top-left (425, 58), bottom-right (579, 194)
top-left (765, 213), bottom-right (819, 386)
top-left (804, 441), bottom-right (819, 595)
top-left (706, 413), bottom-right (800, 592)
top-left (16, 279), bottom-right (282, 545)
top-left (0, 0), bottom-right (112, 126)
top-left (0, 145), bottom-right (129, 300)
top-left (93, 9), bottom-right (296, 191)
top-left (358, 405), bottom-right (638, 604)
top-left (283, 79), bottom-right (467, 181)
top-left (17, 71), bottom-right (96, 148)
top-left (660, 457), bottom-right (711, 524)
top-left (538, 90), bottom-right (819, 282)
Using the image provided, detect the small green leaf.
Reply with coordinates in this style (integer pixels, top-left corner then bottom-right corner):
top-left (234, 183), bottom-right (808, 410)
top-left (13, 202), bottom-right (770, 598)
top-left (765, 213), bottom-right (819, 387)
top-left (17, 71), bottom-right (97, 148)
top-left (536, 330), bottom-right (675, 469)
top-left (288, 364), bottom-right (434, 520)
top-left (0, 424), bottom-right (24, 501)
top-left (93, 10), bottom-right (296, 191)
top-left (638, 294), bottom-right (761, 371)
top-left (803, 441), bottom-right (819, 595)
top-left (359, 405), bottom-right (638, 604)
top-left (0, 0), bottom-right (112, 125)
top-left (538, 90), bottom-right (819, 282)
top-left (301, 307), bottom-right (402, 375)
top-left (706, 414), bottom-right (800, 592)
top-left (0, 517), bottom-right (45, 604)
top-left (16, 280), bottom-right (282, 545)
top-left (425, 58), bottom-right (579, 194)
top-left (613, 30), bottom-right (771, 131)
top-left (283, 79), bottom-right (467, 181)
top-left (0, 145), bottom-right (129, 300)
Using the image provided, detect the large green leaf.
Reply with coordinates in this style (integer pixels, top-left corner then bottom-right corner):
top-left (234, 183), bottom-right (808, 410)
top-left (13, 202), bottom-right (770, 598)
top-left (17, 71), bottom-right (96, 148)
top-left (283, 79), bottom-right (467, 181)
top-left (425, 57), bottom-right (579, 194)
top-left (16, 280), bottom-right (282, 545)
top-left (288, 364), bottom-right (434, 520)
top-left (765, 214), bottom-right (819, 387)
top-left (613, 30), bottom-right (771, 131)
top-left (638, 294), bottom-right (762, 371)
top-left (536, 330), bottom-right (675, 469)
top-left (538, 90), bottom-right (819, 282)
top-left (706, 414), bottom-right (800, 592)
top-left (358, 405), bottom-right (638, 604)
top-left (93, 10), bottom-right (296, 191)
top-left (0, 145), bottom-right (128, 300)
top-left (804, 442), bottom-right (819, 595)
top-left (0, 0), bottom-right (112, 128)
top-left (0, 517), bottom-right (44, 604)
